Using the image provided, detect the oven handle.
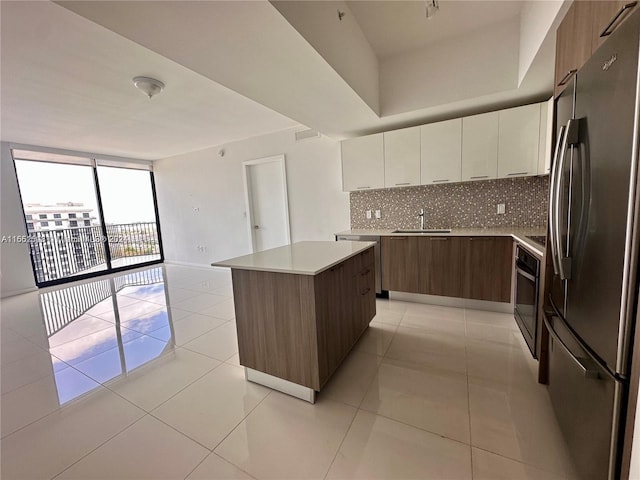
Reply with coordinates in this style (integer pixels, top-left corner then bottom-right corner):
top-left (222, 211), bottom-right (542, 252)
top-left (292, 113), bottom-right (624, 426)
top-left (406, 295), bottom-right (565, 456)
top-left (516, 266), bottom-right (537, 282)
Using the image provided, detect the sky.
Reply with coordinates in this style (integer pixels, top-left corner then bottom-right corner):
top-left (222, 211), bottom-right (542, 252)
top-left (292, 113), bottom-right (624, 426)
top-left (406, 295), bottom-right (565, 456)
top-left (14, 161), bottom-right (156, 224)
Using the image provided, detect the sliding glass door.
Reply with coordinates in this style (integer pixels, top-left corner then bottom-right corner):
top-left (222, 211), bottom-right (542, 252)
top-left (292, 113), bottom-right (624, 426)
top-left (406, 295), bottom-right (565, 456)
top-left (97, 166), bottom-right (161, 269)
top-left (12, 149), bottom-right (163, 286)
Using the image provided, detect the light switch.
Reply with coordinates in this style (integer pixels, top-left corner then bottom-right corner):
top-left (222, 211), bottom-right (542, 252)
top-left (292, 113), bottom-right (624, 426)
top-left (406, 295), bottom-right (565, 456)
top-left (375, 210), bottom-right (381, 219)
top-left (497, 203), bottom-right (506, 214)
top-left (366, 210), bottom-right (372, 219)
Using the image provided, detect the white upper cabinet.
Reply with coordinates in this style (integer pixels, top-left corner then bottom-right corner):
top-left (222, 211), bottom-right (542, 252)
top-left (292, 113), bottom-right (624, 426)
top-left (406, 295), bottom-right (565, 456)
top-left (420, 118), bottom-right (462, 185)
top-left (538, 98), bottom-right (554, 175)
top-left (341, 133), bottom-right (384, 192)
top-left (461, 111), bottom-right (499, 181)
top-left (497, 104), bottom-right (541, 178)
top-left (384, 127), bottom-right (421, 188)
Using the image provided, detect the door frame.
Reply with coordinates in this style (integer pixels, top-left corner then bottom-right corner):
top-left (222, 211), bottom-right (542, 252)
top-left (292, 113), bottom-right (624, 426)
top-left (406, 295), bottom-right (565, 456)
top-left (242, 154), bottom-right (291, 253)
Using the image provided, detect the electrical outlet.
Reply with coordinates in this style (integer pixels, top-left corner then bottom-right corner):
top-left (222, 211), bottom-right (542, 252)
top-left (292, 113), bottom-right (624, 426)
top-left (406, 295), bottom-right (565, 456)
top-left (375, 210), bottom-right (381, 219)
top-left (366, 210), bottom-right (372, 219)
top-left (497, 203), bottom-right (506, 215)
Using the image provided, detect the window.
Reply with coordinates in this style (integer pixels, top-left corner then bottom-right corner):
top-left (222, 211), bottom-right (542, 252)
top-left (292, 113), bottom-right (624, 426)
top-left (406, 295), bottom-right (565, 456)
top-left (55, 221), bottom-right (63, 226)
top-left (54, 214), bottom-right (61, 219)
top-left (41, 221), bottom-right (49, 227)
top-left (83, 213), bottom-right (89, 218)
top-left (69, 220), bottom-right (78, 227)
top-left (26, 214), bottom-right (33, 220)
top-left (39, 214), bottom-right (47, 219)
top-left (84, 220), bottom-right (91, 226)
top-left (27, 222), bottom-right (34, 230)
top-left (68, 213), bottom-right (76, 219)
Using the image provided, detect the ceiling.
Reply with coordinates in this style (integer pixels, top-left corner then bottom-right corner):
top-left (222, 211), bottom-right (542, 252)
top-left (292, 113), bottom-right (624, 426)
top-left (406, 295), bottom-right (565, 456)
top-left (1, 1), bottom-right (567, 161)
top-left (0, 1), bottom-right (298, 160)
top-left (347, 1), bottom-right (524, 59)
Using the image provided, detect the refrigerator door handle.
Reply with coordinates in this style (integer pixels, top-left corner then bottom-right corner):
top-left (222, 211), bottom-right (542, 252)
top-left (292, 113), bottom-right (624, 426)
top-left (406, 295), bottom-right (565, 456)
top-left (553, 125), bottom-right (571, 279)
top-left (543, 313), bottom-right (601, 379)
top-left (549, 124), bottom-right (567, 276)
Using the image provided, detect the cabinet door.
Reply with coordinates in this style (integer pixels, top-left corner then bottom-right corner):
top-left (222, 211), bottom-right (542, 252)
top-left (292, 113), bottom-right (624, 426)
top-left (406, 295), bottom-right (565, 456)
top-left (498, 104), bottom-right (540, 178)
top-left (538, 99), bottom-right (553, 175)
top-left (461, 112), bottom-right (499, 182)
top-left (461, 237), bottom-right (513, 303)
top-left (420, 119), bottom-right (462, 185)
top-left (384, 127), bottom-right (421, 188)
top-left (417, 237), bottom-right (462, 297)
top-left (341, 133), bottom-right (384, 192)
top-left (554, 1), bottom-right (593, 97)
top-left (381, 236), bottom-right (419, 293)
top-left (592, 1), bottom-right (638, 53)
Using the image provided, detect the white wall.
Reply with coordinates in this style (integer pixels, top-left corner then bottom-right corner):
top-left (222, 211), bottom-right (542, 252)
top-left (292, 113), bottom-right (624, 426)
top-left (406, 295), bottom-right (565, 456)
top-left (153, 128), bottom-right (350, 267)
top-left (1, 142), bottom-right (37, 297)
top-left (379, 18), bottom-right (520, 117)
top-left (518, 0), bottom-right (566, 86)
top-left (271, 0), bottom-right (380, 115)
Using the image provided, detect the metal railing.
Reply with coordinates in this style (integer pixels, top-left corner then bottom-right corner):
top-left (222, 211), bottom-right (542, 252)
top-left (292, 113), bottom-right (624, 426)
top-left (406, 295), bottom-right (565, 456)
top-left (28, 222), bottom-right (160, 284)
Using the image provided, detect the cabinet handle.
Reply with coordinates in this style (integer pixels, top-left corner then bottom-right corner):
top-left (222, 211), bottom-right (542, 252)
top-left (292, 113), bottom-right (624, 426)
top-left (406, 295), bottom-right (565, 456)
top-left (470, 175), bottom-right (489, 180)
top-left (360, 287), bottom-right (371, 296)
top-left (429, 237), bottom-right (449, 241)
top-left (390, 236), bottom-right (408, 240)
top-left (600, 2), bottom-right (637, 37)
top-left (507, 172), bottom-right (528, 176)
top-left (433, 179), bottom-right (450, 183)
top-left (357, 186), bottom-right (371, 190)
top-left (361, 268), bottom-right (370, 276)
top-left (395, 182), bottom-right (411, 186)
top-left (557, 69), bottom-right (577, 87)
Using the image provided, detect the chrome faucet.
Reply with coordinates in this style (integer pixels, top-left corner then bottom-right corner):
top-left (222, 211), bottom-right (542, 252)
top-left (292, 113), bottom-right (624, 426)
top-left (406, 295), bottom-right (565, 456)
top-left (419, 208), bottom-right (425, 230)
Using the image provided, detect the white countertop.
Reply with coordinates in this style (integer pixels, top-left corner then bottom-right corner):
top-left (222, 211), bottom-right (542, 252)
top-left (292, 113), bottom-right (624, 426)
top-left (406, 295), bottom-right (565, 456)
top-left (211, 241), bottom-right (376, 275)
top-left (335, 227), bottom-right (546, 258)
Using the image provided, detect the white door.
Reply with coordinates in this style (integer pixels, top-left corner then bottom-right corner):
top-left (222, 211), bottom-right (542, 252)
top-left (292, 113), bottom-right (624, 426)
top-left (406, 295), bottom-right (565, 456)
top-left (243, 155), bottom-right (290, 252)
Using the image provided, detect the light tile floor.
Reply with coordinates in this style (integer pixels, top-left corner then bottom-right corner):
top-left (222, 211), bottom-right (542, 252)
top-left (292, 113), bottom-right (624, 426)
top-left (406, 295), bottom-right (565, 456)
top-left (0, 264), bottom-right (577, 479)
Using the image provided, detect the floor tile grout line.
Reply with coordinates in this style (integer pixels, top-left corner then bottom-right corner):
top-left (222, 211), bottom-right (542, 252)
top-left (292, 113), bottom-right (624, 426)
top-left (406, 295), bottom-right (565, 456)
top-left (471, 445), bottom-right (571, 478)
top-left (208, 390), bottom-right (274, 455)
top-left (180, 392), bottom-right (273, 480)
top-left (322, 405), bottom-right (360, 480)
top-left (49, 412), bottom-right (150, 480)
top-left (464, 307), bottom-right (476, 479)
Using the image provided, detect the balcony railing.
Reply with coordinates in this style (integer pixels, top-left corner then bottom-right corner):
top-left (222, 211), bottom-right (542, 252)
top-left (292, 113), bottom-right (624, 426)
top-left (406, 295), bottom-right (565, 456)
top-left (28, 222), bottom-right (160, 284)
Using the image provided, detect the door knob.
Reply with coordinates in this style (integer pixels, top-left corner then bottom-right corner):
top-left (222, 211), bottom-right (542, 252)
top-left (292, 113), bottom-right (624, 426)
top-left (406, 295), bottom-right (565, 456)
top-left (254, 225), bottom-right (260, 229)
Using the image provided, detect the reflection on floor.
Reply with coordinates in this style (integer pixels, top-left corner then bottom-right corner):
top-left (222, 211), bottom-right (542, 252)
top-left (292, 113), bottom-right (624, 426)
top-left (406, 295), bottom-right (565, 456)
top-left (1, 264), bottom-right (577, 479)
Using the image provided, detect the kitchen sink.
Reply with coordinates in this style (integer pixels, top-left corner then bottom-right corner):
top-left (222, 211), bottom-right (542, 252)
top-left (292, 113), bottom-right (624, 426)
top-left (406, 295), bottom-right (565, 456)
top-left (392, 229), bottom-right (452, 234)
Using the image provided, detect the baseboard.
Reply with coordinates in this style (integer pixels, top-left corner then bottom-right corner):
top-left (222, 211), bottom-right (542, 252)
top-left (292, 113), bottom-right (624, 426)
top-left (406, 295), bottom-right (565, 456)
top-left (389, 291), bottom-right (513, 314)
top-left (1, 286), bottom-right (38, 299)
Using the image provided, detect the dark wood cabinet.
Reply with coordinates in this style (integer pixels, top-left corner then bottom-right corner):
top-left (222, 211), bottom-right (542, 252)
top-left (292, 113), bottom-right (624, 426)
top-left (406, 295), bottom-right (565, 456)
top-left (417, 237), bottom-right (462, 298)
top-left (554, 1), bottom-right (594, 97)
top-left (232, 246), bottom-right (375, 391)
top-left (555, 1), bottom-right (638, 97)
top-left (461, 237), bottom-right (513, 303)
top-left (591, 1), bottom-right (638, 52)
top-left (381, 236), bottom-right (419, 293)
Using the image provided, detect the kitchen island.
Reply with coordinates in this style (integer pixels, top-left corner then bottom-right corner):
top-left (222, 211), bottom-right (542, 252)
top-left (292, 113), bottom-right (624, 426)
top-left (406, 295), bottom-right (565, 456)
top-left (212, 241), bottom-right (376, 403)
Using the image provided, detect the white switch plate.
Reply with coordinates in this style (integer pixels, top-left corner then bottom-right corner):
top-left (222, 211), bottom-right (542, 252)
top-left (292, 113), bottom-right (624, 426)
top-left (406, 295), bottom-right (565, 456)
top-left (375, 210), bottom-right (381, 219)
top-left (366, 210), bottom-right (372, 219)
top-left (497, 203), bottom-right (506, 214)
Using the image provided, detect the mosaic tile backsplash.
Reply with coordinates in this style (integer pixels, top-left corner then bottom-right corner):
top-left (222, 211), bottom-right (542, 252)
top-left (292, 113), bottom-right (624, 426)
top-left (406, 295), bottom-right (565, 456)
top-left (350, 176), bottom-right (549, 229)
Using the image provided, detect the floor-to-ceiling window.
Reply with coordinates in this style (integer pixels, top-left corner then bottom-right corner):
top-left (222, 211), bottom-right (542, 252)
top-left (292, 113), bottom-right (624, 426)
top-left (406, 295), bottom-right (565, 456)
top-left (12, 148), bottom-right (163, 286)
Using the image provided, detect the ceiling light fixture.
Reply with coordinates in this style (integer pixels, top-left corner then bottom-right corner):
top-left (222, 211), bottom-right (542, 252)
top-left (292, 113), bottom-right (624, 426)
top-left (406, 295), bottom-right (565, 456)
top-left (132, 76), bottom-right (165, 99)
top-left (425, 0), bottom-right (439, 20)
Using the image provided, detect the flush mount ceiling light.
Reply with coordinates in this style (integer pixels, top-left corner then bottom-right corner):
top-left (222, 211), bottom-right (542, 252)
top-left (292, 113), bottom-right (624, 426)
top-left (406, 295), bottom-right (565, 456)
top-left (132, 76), bottom-right (165, 99)
top-left (425, 0), bottom-right (439, 20)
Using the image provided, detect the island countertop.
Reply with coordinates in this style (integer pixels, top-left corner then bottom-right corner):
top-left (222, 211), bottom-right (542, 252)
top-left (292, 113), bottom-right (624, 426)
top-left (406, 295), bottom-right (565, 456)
top-left (211, 240), bottom-right (376, 275)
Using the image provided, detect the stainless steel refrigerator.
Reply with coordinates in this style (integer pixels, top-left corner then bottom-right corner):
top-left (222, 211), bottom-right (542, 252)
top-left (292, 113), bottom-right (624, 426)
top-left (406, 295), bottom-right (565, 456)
top-left (545, 10), bottom-right (640, 480)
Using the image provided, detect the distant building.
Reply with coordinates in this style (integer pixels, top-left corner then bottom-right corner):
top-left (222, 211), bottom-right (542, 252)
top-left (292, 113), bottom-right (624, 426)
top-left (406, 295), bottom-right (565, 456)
top-left (24, 203), bottom-right (102, 282)
top-left (24, 202), bottom-right (97, 231)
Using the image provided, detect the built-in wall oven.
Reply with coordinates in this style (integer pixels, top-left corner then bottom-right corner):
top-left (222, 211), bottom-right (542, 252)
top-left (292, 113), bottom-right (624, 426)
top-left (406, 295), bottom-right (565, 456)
top-left (514, 244), bottom-right (540, 357)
